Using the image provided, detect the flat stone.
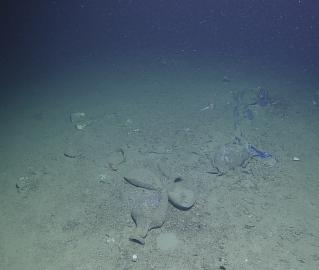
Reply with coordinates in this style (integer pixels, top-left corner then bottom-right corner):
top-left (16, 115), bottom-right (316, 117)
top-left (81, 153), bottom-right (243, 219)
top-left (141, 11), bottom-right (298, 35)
top-left (124, 168), bottom-right (162, 190)
top-left (168, 180), bottom-right (195, 210)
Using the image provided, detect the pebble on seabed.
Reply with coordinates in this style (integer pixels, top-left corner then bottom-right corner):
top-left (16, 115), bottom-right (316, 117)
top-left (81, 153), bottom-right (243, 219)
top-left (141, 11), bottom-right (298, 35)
top-left (132, 254), bottom-right (138, 262)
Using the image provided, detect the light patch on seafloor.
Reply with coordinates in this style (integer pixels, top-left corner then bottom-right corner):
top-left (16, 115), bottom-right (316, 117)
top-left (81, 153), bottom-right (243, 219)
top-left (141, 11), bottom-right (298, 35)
top-left (156, 232), bottom-right (180, 251)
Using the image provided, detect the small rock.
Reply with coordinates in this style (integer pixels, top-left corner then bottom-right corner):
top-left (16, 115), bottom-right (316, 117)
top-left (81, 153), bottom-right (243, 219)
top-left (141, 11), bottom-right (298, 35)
top-left (106, 148), bottom-right (126, 171)
top-left (168, 178), bottom-right (195, 210)
top-left (64, 143), bottom-right (79, 158)
top-left (70, 112), bottom-right (91, 130)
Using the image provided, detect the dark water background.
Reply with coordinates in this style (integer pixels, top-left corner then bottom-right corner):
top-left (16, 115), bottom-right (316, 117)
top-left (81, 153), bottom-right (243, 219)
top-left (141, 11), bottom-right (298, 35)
top-left (1, 0), bottom-right (319, 86)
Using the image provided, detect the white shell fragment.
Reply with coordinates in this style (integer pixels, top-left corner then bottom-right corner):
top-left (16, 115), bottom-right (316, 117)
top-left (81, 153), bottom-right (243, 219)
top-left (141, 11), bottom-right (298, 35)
top-left (292, 156), bottom-right (300, 161)
top-left (132, 254), bottom-right (138, 262)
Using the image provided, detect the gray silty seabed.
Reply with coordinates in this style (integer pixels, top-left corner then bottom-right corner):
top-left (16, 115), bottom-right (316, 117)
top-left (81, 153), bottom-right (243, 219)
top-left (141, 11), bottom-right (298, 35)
top-left (0, 59), bottom-right (319, 270)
